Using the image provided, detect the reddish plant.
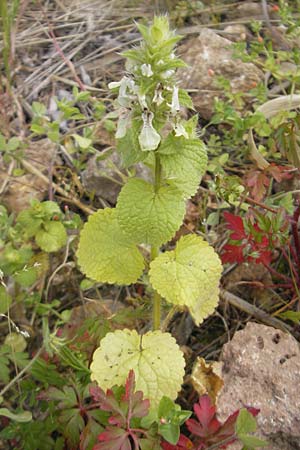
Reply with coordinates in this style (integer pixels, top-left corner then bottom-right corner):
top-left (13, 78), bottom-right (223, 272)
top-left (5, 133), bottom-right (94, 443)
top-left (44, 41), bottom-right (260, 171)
top-left (162, 395), bottom-right (259, 450)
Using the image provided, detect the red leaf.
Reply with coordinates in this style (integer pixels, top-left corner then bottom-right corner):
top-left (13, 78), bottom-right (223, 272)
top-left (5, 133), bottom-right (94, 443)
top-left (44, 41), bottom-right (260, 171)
top-left (221, 244), bottom-right (245, 264)
top-left (193, 396), bottom-right (220, 435)
top-left (186, 396), bottom-right (220, 440)
top-left (94, 428), bottom-right (131, 450)
top-left (122, 370), bottom-right (150, 420)
top-left (266, 164), bottom-right (293, 183)
top-left (223, 212), bottom-right (246, 240)
top-left (245, 170), bottom-right (270, 201)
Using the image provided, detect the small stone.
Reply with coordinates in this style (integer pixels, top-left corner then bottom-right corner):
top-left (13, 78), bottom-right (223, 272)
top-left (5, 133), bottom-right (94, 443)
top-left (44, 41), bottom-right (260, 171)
top-left (223, 24), bottom-right (248, 42)
top-left (217, 322), bottom-right (300, 450)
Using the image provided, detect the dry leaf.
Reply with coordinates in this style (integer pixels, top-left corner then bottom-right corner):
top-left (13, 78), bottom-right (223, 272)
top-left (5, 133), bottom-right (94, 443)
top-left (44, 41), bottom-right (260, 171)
top-left (190, 356), bottom-right (224, 403)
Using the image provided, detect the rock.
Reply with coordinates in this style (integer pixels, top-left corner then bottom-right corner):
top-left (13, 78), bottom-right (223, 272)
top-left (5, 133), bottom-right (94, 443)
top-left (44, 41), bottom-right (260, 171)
top-left (217, 322), bottom-right (300, 450)
top-left (233, 2), bottom-right (266, 20)
top-left (0, 139), bottom-right (58, 213)
top-left (223, 24), bottom-right (248, 42)
top-left (226, 2), bottom-right (273, 21)
top-left (81, 151), bottom-right (152, 205)
top-left (178, 29), bottom-right (263, 119)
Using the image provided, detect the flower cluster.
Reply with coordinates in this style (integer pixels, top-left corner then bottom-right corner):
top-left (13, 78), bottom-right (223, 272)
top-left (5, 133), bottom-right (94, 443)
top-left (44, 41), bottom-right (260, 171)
top-left (108, 16), bottom-right (190, 153)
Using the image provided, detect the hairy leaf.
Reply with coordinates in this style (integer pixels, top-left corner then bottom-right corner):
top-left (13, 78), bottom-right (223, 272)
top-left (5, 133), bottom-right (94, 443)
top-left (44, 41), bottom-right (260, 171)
top-left (159, 136), bottom-right (207, 198)
top-left (116, 178), bottom-right (186, 246)
top-left (77, 208), bottom-right (145, 285)
top-left (149, 235), bottom-right (222, 325)
top-left (90, 329), bottom-right (185, 407)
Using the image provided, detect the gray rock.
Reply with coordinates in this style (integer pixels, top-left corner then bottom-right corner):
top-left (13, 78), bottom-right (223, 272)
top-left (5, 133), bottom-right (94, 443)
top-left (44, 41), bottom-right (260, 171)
top-left (82, 151), bottom-right (152, 205)
top-left (178, 29), bottom-right (263, 119)
top-left (217, 322), bottom-right (300, 450)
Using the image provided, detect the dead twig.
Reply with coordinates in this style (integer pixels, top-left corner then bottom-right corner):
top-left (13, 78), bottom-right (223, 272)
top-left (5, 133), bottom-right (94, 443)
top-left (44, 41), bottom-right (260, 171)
top-left (220, 288), bottom-right (292, 333)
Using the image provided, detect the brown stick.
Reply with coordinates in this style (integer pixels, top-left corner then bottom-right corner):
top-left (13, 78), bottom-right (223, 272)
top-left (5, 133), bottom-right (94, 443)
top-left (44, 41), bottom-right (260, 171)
top-left (220, 288), bottom-right (292, 333)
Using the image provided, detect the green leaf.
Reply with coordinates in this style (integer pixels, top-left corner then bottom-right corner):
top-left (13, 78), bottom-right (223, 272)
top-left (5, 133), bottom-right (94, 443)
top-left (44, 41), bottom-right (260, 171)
top-left (178, 89), bottom-right (194, 109)
top-left (236, 409), bottom-right (257, 435)
top-left (158, 396), bottom-right (175, 419)
top-left (159, 136), bottom-right (208, 198)
top-left (35, 221), bottom-right (67, 252)
top-left (7, 137), bottom-right (20, 151)
top-left (0, 408), bottom-right (32, 422)
top-left (30, 123), bottom-right (46, 134)
top-left (40, 201), bottom-right (61, 218)
top-left (157, 396), bottom-right (191, 444)
top-left (4, 333), bottom-right (27, 352)
top-left (90, 329), bottom-right (185, 407)
top-left (279, 310), bottom-right (300, 323)
top-left (116, 178), bottom-right (186, 246)
top-left (0, 286), bottom-right (12, 314)
top-left (17, 209), bottom-right (43, 237)
top-left (149, 235), bottom-right (222, 325)
top-left (72, 134), bottom-right (92, 149)
top-left (159, 422), bottom-right (179, 445)
top-left (77, 208), bottom-right (145, 285)
top-left (14, 265), bottom-right (37, 287)
top-left (238, 434), bottom-right (268, 448)
top-left (32, 102), bottom-right (47, 116)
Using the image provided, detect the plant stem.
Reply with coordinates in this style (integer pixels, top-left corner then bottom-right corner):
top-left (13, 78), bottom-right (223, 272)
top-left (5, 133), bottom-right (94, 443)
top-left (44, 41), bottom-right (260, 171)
top-left (154, 153), bottom-right (161, 192)
top-left (151, 152), bottom-right (162, 330)
top-left (151, 245), bottom-right (161, 330)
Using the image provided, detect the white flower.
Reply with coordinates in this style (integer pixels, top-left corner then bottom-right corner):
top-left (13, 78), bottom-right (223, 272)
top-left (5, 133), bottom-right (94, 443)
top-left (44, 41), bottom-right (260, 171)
top-left (161, 69), bottom-right (175, 79)
top-left (109, 76), bottom-right (136, 108)
top-left (173, 122), bottom-right (188, 139)
top-left (138, 92), bottom-right (148, 109)
top-left (139, 111), bottom-right (161, 151)
top-left (169, 86), bottom-right (180, 114)
top-left (153, 84), bottom-right (164, 105)
top-left (108, 80), bottom-right (122, 89)
top-left (116, 108), bottom-right (132, 139)
top-left (141, 63), bottom-right (153, 77)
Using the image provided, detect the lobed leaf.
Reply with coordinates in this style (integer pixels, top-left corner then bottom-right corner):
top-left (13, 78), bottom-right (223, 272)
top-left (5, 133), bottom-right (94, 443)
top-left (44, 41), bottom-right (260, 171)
top-left (149, 235), bottom-right (222, 325)
top-left (77, 208), bottom-right (145, 285)
top-left (116, 178), bottom-right (186, 246)
top-left (90, 329), bottom-right (185, 407)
